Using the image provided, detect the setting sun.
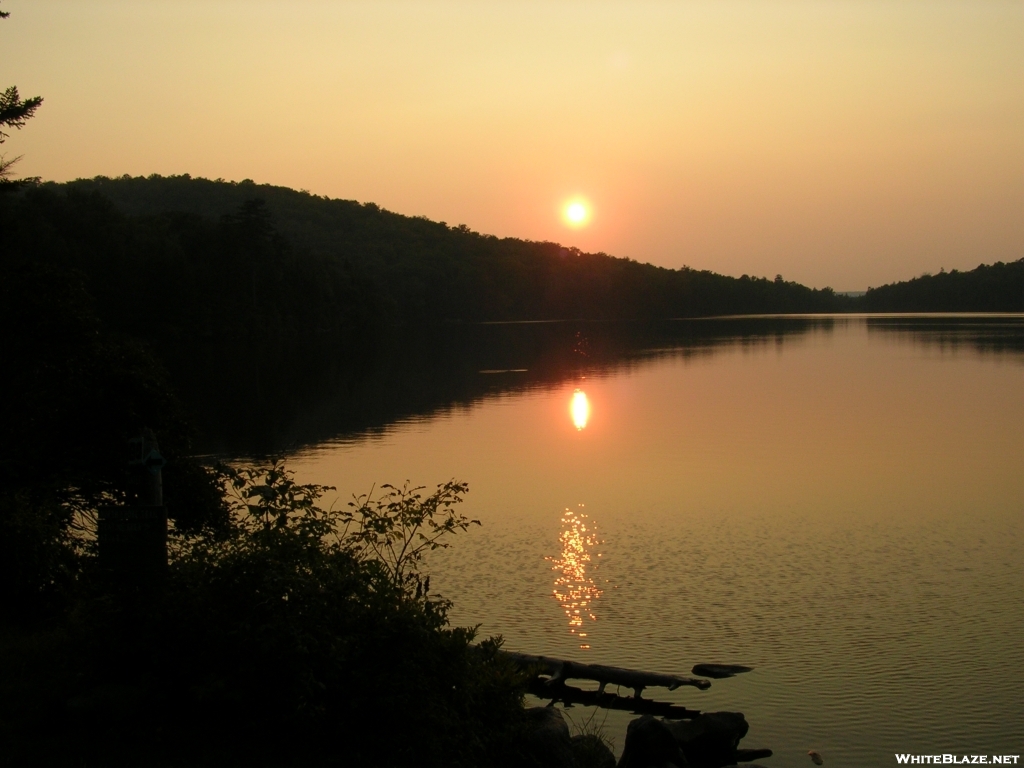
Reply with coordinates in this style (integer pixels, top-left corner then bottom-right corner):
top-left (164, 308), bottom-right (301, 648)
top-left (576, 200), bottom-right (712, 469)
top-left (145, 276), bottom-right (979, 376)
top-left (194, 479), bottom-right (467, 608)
top-left (563, 200), bottom-right (590, 228)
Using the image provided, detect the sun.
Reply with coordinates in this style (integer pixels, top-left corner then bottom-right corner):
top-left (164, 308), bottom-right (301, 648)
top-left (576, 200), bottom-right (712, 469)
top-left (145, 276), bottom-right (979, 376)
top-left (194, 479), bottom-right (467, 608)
top-left (563, 199), bottom-right (591, 228)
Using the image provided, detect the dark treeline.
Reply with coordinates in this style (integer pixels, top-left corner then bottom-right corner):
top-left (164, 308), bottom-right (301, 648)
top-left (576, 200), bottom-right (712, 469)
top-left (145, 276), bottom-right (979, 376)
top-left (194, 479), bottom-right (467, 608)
top-left (26, 174), bottom-right (846, 323)
top-left (1, 182), bottom-right (378, 368)
top-left (862, 259), bottom-right (1024, 312)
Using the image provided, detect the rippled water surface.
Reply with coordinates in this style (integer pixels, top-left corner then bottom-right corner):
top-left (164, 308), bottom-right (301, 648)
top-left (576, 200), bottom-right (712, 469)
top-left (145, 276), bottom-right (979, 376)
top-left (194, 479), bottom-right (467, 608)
top-left (289, 316), bottom-right (1024, 766)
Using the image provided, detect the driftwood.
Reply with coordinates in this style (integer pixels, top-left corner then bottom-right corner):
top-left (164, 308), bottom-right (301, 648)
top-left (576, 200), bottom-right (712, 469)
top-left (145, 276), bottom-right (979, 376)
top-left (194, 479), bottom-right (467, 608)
top-left (502, 651), bottom-right (713, 697)
top-left (505, 650), bottom-right (771, 760)
top-left (525, 677), bottom-right (702, 720)
top-left (499, 650), bottom-right (756, 721)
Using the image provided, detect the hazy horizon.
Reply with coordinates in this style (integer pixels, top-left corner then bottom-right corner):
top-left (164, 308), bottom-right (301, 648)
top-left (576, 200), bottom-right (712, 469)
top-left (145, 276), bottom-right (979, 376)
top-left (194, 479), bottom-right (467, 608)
top-left (5, 1), bottom-right (1022, 291)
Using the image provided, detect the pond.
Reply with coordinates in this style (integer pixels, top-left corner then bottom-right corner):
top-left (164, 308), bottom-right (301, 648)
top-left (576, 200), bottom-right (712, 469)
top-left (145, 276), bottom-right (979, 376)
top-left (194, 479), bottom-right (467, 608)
top-left (283, 315), bottom-right (1023, 767)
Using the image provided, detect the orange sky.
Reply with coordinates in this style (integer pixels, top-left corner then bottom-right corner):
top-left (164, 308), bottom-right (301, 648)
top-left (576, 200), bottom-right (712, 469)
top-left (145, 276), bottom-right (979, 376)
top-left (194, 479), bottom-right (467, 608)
top-left (4, 1), bottom-right (1022, 290)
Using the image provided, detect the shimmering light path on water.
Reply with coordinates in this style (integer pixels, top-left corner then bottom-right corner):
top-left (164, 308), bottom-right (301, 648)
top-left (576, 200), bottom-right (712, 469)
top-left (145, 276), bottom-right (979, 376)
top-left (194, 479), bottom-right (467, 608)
top-left (290, 316), bottom-right (1024, 766)
top-left (549, 506), bottom-right (602, 649)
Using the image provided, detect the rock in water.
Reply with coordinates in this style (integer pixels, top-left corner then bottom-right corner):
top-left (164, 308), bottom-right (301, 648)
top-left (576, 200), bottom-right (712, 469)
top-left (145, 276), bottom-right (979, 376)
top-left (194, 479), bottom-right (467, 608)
top-left (808, 750), bottom-right (824, 765)
top-left (664, 712), bottom-right (750, 768)
top-left (522, 706), bottom-right (574, 768)
top-left (618, 711), bottom-right (773, 768)
top-left (617, 715), bottom-right (689, 768)
top-left (691, 664), bottom-right (753, 679)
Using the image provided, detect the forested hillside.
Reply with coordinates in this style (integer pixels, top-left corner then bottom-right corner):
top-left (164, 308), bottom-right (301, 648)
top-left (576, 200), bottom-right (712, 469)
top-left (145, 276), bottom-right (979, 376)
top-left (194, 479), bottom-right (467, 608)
top-left (862, 260), bottom-right (1024, 312)
top-left (37, 174), bottom-right (846, 323)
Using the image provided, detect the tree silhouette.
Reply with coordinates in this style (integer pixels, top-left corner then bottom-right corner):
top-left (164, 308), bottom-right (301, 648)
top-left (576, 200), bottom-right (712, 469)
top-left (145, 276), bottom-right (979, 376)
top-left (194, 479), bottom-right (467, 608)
top-left (0, 2), bottom-right (43, 183)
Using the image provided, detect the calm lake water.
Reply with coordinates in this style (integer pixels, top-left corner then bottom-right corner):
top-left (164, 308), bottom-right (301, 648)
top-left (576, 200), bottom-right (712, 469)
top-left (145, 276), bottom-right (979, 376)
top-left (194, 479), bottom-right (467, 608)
top-left (285, 315), bottom-right (1024, 767)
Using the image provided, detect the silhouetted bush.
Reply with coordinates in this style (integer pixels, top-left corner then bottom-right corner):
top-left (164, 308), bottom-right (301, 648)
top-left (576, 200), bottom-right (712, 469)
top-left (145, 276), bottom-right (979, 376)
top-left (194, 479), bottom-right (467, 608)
top-left (0, 465), bottom-right (529, 767)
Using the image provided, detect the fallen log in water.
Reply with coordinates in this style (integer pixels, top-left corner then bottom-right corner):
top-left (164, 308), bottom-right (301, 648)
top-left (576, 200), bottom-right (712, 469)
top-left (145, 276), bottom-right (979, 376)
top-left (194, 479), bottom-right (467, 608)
top-left (502, 651), bottom-right (713, 696)
top-left (524, 677), bottom-right (702, 720)
top-left (505, 651), bottom-right (773, 763)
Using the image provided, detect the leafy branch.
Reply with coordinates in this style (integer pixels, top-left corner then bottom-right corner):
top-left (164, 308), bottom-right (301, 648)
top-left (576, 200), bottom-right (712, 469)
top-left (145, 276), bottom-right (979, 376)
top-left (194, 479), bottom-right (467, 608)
top-left (216, 460), bottom-right (337, 545)
top-left (344, 480), bottom-right (479, 589)
top-left (204, 463), bottom-right (478, 598)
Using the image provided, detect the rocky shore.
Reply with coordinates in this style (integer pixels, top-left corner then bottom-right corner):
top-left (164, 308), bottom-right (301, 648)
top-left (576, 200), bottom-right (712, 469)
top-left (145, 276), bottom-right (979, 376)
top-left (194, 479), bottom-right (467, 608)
top-left (522, 706), bottom-right (773, 768)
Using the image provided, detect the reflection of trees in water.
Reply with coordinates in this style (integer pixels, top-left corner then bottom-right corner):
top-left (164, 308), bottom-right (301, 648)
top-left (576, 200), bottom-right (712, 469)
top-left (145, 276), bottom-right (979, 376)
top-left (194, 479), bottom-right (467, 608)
top-left (866, 316), bottom-right (1024, 359)
top-left (547, 506), bottom-right (602, 650)
top-left (205, 317), bottom-right (832, 455)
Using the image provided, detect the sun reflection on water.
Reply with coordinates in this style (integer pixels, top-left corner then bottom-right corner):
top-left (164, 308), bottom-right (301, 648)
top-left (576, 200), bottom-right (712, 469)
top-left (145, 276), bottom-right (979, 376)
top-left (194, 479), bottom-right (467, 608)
top-left (570, 389), bottom-right (590, 430)
top-left (547, 505), bottom-right (603, 650)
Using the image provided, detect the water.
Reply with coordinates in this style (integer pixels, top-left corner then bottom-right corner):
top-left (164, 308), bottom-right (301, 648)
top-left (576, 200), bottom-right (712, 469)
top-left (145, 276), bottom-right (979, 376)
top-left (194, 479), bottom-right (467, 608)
top-left (285, 315), bottom-right (1024, 766)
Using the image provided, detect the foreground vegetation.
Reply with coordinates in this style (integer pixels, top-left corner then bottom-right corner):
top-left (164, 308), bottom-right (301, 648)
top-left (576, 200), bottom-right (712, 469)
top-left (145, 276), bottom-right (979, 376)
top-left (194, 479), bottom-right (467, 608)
top-left (0, 466), bottom-right (530, 767)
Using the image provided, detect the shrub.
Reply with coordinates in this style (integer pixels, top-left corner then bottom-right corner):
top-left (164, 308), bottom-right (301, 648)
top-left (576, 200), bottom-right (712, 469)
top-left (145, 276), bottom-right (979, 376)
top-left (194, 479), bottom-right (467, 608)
top-left (0, 464), bottom-right (529, 767)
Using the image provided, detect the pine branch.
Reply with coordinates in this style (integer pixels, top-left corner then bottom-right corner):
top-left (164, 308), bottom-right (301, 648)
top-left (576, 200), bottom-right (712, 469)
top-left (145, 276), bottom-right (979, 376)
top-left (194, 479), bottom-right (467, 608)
top-left (0, 86), bottom-right (43, 143)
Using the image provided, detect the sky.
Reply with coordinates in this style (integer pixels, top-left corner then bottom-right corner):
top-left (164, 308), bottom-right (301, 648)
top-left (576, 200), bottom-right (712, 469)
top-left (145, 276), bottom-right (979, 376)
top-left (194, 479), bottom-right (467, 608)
top-left (4, 1), bottom-right (1022, 290)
